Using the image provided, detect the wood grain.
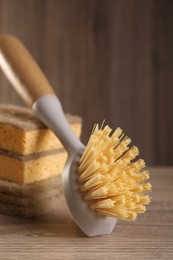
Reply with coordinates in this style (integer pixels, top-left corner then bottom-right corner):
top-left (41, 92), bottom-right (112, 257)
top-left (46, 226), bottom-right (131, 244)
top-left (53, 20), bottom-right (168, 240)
top-left (0, 35), bottom-right (55, 106)
top-left (153, 0), bottom-right (173, 165)
top-left (0, 167), bottom-right (172, 259)
top-left (0, 0), bottom-right (172, 165)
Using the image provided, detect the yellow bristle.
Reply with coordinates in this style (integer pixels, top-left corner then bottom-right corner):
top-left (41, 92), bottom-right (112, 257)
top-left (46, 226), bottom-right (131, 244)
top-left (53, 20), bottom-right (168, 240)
top-left (97, 206), bottom-right (128, 219)
top-left (139, 195), bottom-right (151, 205)
top-left (90, 199), bottom-right (115, 209)
top-left (135, 205), bottom-right (146, 213)
top-left (134, 170), bottom-right (150, 183)
top-left (127, 211), bottom-right (137, 221)
top-left (114, 137), bottom-right (131, 159)
top-left (112, 127), bottom-right (122, 139)
top-left (141, 183), bottom-right (152, 192)
top-left (122, 146), bottom-right (139, 162)
top-left (85, 186), bottom-right (108, 200)
top-left (99, 163), bottom-right (109, 174)
top-left (79, 149), bottom-right (95, 172)
top-left (129, 159), bottom-right (146, 173)
top-left (80, 173), bottom-right (104, 191)
top-left (78, 125), bottom-right (152, 221)
top-left (112, 195), bottom-right (126, 204)
top-left (79, 160), bottom-right (100, 182)
top-left (131, 185), bottom-right (144, 193)
top-left (112, 158), bottom-right (129, 171)
top-left (131, 194), bottom-right (141, 204)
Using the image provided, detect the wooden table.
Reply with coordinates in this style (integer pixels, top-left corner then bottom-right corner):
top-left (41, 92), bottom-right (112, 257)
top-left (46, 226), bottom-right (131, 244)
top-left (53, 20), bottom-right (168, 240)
top-left (0, 167), bottom-right (172, 259)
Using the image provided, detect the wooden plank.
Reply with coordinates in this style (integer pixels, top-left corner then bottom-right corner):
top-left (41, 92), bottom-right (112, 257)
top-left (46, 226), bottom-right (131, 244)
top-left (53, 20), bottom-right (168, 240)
top-left (0, 167), bottom-right (172, 259)
top-left (0, 0), bottom-right (46, 106)
top-left (153, 0), bottom-right (173, 165)
top-left (0, 0), bottom-right (172, 165)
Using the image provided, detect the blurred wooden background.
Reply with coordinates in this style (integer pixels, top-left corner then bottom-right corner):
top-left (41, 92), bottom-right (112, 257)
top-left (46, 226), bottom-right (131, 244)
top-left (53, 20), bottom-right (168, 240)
top-left (0, 0), bottom-right (172, 165)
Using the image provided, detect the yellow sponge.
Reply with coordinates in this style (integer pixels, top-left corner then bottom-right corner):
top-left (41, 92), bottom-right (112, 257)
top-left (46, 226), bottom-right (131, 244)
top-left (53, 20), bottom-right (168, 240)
top-left (0, 104), bottom-right (82, 184)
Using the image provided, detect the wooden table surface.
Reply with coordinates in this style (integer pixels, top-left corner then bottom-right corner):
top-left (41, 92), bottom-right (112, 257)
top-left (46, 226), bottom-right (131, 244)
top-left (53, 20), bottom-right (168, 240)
top-left (0, 167), bottom-right (172, 260)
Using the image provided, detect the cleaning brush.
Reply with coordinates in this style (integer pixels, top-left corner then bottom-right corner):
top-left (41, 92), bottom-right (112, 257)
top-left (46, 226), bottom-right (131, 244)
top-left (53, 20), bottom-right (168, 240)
top-left (0, 35), bottom-right (151, 237)
top-left (78, 124), bottom-right (151, 220)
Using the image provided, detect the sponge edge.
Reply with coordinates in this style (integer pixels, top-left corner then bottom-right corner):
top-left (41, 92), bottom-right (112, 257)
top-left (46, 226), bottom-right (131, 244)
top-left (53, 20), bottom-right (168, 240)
top-left (0, 175), bottom-right (63, 217)
top-left (0, 104), bottom-right (82, 154)
top-left (0, 150), bottom-right (67, 184)
top-left (0, 104), bottom-right (82, 184)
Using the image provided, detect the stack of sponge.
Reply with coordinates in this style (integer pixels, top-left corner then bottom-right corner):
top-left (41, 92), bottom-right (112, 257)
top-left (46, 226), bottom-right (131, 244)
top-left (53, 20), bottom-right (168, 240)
top-left (0, 104), bottom-right (82, 217)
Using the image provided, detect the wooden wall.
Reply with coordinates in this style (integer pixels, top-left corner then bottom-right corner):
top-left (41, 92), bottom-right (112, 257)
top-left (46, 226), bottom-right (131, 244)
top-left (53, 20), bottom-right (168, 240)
top-left (0, 0), bottom-right (172, 165)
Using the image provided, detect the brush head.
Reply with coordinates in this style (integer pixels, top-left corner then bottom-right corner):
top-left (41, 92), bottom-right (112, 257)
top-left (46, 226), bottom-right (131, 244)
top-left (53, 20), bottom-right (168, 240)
top-left (78, 124), bottom-right (151, 221)
top-left (62, 151), bottom-right (117, 237)
top-left (63, 123), bottom-right (151, 236)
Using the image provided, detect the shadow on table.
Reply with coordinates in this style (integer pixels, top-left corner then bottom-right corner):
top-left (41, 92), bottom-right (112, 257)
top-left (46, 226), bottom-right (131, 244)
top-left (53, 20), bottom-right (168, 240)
top-left (22, 209), bottom-right (86, 238)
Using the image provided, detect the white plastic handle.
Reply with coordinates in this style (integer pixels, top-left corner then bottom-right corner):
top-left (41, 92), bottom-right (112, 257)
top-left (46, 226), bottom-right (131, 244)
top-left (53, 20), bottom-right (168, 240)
top-left (33, 95), bottom-right (85, 153)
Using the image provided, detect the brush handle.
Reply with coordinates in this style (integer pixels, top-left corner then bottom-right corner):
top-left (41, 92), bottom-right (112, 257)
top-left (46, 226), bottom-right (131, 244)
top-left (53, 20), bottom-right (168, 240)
top-left (0, 35), bottom-right (84, 153)
top-left (0, 35), bottom-right (55, 107)
top-left (33, 95), bottom-right (85, 153)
